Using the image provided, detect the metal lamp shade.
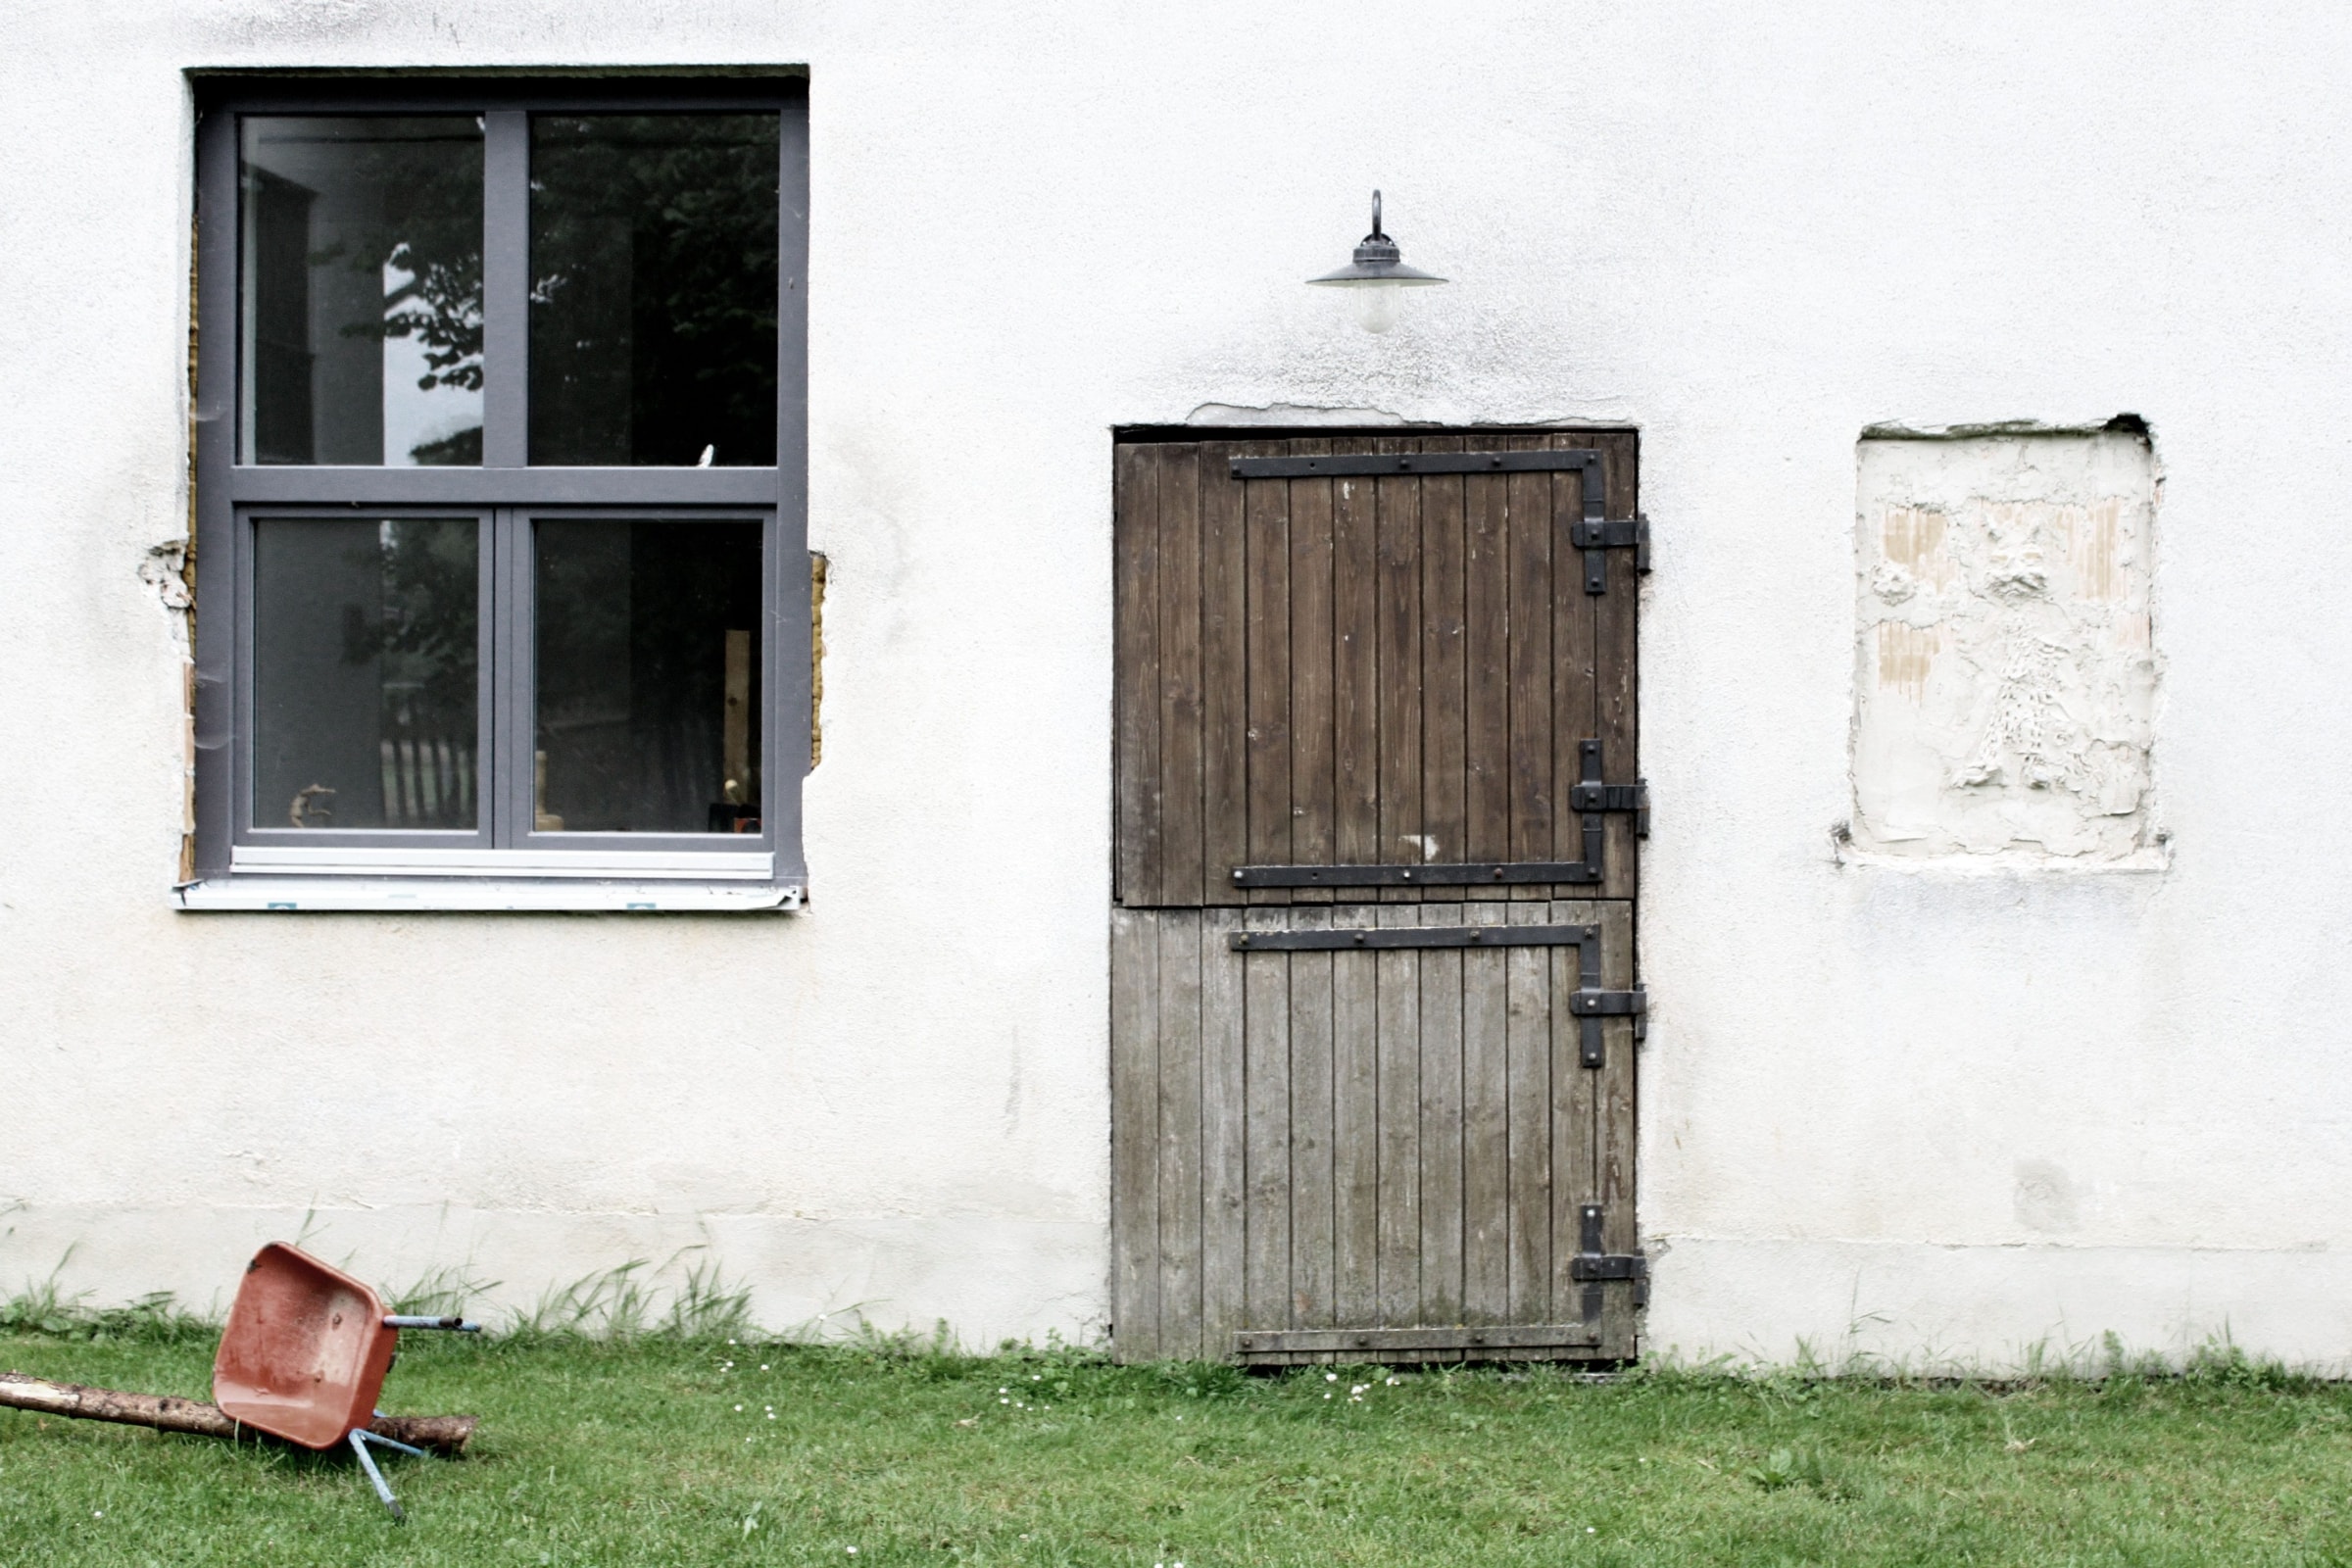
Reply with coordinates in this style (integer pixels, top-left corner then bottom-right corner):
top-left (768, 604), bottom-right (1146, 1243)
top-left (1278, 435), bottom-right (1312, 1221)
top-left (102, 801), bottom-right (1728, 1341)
top-left (1307, 191), bottom-right (1445, 331)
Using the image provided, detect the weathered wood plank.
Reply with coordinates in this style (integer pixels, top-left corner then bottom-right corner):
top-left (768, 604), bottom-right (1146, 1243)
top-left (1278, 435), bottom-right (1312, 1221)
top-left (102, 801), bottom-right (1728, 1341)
top-left (1375, 435), bottom-right (1424, 905)
top-left (1288, 437), bottom-right (1338, 905)
top-left (1459, 898), bottom-right (1512, 1323)
top-left (1375, 903), bottom-right (1422, 1323)
top-left (1199, 906), bottom-right (1248, 1354)
top-left (1503, 900), bottom-right (1552, 1323)
top-left (1594, 431), bottom-right (1642, 903)
top-left (1330, 437), bottom-right (1381, 875)
top-left (1154, 908), bottom-right (1204, 1358)
top-left (1155, 445), bottom-right (1205, 907)
top-left (1331, 902), bottom-right (1380, 1327)
top-left (1245, 459), bottom-right (1294, 906)
top-left (1417, 904), bottom-right (1466, 1325)
top-left (1419, 433), bottom-right (1469, 904)
top-left (1242, 906), bottom-right (1294, 1330)
top-left (1200, 439), bottom-right (1250, 907)
top-left (1285, 906), bottom-right (1336, 1328)
top-left (1595, 899), bottom-right (1641, 1357)
top-left (1548, 901), bottom-right (1599, 1330)
top-left (1112, 444), bottom-right (1160, 905)
top-left (1463, 468), bottom-right (1511, 869)
top-left (1546, 434), bottom-right (1599, 882)
top-left (1503, 435), bottom-right (1554, 900)
top-left (1108, 906), bottom-right (1160, 1359)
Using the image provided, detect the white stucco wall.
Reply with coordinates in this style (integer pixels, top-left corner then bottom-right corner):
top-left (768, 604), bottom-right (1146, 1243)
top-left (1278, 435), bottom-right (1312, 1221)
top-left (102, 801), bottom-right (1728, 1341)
top-left (5, 0), bottom-right (2351, 1368)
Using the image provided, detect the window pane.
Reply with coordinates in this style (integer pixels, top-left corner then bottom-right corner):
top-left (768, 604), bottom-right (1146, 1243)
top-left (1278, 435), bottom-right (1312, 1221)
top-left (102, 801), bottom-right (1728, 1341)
top-left (239, 117), bottom-right (484, 466)
top-left (529, 115), bottom-right (780, 466)
top-left (253, 518), bottom-right (479, 831)
top-left (534, 520), bottom-right (764, 833)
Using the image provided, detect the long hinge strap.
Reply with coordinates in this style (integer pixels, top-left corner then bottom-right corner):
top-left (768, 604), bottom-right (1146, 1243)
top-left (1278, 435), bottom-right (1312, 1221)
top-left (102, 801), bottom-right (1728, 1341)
top-left (1231, 923), bottom-right (1595, 953)
top-left (1227, 453), bottom-right (1650, 595)
top-left (1233, 745), bottom-right (1645, 890)
top-left (1231, 861), bottom-right (1595, 889)
top-left (1229, 921), bottom-right (1644, 1069)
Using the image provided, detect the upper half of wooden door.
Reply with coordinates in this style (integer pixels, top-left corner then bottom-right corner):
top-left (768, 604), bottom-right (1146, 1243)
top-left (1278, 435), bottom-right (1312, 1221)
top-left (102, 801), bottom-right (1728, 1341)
top-left (1115, 430), bottom-right (1641, 909)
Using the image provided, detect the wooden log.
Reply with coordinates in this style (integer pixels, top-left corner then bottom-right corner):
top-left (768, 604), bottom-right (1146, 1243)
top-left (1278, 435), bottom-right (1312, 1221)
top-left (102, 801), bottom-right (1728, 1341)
top-left (0, 1372), bottom-right (476, 1456)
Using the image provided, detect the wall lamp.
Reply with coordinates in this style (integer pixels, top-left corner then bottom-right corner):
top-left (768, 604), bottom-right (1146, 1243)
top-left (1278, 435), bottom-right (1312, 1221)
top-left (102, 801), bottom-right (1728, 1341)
top-left (1307, 190), bottom-right (1446, 334)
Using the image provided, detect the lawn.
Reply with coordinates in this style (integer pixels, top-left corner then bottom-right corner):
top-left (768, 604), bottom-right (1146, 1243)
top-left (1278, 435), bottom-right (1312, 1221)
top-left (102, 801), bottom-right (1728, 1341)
top-left (3, 1324), bottom-right (2350, 1566)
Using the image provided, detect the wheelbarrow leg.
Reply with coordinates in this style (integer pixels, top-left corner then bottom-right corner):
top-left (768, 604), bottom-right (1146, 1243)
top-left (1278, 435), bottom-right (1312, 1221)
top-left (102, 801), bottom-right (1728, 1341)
top-left (348, 1426), bottom-right (426, 1521)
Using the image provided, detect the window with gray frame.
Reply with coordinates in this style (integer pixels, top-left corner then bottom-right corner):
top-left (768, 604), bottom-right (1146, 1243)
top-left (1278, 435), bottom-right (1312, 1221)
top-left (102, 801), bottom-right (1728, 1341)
top-left (186, 77), bottom-right (809, 909)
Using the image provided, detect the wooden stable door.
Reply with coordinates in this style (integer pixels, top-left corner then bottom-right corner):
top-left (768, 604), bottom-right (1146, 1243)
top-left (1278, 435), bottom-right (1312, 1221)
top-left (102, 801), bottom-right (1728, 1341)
top-left (1111, 432), bottom-right (1647, 1365)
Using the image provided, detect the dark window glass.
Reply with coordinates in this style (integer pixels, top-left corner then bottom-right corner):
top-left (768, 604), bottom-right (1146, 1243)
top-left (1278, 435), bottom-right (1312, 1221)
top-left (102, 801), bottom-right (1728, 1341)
top-left (239, 118), bottom-right (484, 466)
top-left (533, 519), bottom-right (763, 833)
top-left (528, 115), bottom-right (780, 467)
top-left (252, 517), bottom-right (479, 829)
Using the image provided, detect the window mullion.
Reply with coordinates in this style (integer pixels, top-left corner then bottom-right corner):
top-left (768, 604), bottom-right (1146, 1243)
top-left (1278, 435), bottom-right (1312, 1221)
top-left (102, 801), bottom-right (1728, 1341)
top-left (491, 506), bottom-right (523, 850)
top-left (481, 111), bottom-right (530, 470)
top-left (477, 507), bottom-right (503, 849)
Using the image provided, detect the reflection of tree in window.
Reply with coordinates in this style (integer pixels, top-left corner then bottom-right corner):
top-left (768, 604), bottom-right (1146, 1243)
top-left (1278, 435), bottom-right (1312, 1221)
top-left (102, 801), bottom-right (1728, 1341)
top-left (252, 518), bottom-right (477, 831)
top-left (529, 116), bottom-right (780, 467)
top-left (240, 118), bottom-right (482, 466)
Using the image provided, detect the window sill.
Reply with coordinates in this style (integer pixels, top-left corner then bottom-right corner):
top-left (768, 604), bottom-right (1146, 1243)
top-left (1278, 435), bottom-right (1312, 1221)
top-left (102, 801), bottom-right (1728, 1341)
top-left (230, 846), bottom-right (776, 879)
top-left (172, 878), bottom-right (803, 913)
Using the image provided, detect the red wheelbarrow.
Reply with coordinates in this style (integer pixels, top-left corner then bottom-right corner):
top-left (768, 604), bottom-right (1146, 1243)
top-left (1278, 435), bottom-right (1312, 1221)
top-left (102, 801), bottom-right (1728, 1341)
top-left (213, 1243), bottom-right (479, 1519)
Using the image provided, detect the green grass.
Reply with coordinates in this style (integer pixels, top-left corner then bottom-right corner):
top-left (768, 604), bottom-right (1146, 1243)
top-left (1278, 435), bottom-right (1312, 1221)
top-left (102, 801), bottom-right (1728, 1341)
top-left (5, 1326), bottom-right (2352, 1567)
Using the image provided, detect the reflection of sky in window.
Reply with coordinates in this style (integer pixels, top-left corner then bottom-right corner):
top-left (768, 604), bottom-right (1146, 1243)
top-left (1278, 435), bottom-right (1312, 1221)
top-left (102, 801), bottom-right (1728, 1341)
top-left (381, 260), bottom-right (481, 466)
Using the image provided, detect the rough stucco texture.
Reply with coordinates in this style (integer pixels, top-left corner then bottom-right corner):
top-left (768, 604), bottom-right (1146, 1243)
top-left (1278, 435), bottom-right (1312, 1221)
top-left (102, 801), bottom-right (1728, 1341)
top-left (1852, 433), bottom-right (2159, 861)
top-left (6, 1), bottom-right (2352, 1369)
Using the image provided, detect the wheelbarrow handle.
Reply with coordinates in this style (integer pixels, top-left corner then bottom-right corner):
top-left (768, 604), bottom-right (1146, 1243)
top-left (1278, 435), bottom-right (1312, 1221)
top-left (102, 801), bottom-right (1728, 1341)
top-left (381, 1315), bottom-right (483, 1333)
top-left (349, 1426), bottom-right (426, 1522)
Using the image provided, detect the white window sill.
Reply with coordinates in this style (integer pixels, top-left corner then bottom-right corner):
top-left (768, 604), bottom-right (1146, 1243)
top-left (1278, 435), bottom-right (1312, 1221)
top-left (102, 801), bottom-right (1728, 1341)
top-left (230, 846), bottom-right (776, 880)
top-left (173, 878), bottom-right (803, 912)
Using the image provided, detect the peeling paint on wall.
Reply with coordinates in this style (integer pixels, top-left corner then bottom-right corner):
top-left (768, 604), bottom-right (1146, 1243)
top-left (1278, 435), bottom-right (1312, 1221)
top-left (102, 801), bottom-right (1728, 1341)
top-left (1851, 430), bottom-right (2159, 861)
top-left (144, 538), bottom-right (198, 880)
top-left (808, 551), bottom-right (827, 771)
top-left (1183, 402), bottom-right (1408, 425)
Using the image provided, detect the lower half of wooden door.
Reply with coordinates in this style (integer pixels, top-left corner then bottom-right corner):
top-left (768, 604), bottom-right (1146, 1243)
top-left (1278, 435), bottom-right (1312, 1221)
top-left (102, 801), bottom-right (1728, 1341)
top-left (1110, 900), bottom-right (1638, 1366)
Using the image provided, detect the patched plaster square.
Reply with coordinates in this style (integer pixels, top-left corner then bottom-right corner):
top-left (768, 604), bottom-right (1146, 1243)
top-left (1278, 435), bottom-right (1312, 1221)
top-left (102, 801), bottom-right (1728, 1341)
top-left (1851, 430), bottom-right (2158, 861)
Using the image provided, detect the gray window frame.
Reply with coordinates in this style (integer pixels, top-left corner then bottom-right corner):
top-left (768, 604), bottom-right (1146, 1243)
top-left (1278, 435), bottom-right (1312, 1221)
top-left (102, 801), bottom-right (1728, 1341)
top-left (189, 75), bottom-right (810, 901)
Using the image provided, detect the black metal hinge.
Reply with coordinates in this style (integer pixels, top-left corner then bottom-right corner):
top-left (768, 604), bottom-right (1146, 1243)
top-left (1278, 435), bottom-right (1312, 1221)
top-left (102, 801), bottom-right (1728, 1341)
top-left (1567, 988), bottom-right (1647, 1022)
top-left (1227, 451), bottom-right (1653, 595)
top-left (1572, 1204), bottom-right (1649, 1321)
top-left (1568, 739), bottom-right (1650, 863)
top-left (1564, 913), bottom-right (1644, 1065)
top-left (1568, 514), bottom-right (1653, 585)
